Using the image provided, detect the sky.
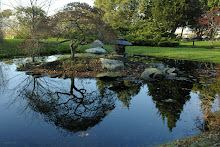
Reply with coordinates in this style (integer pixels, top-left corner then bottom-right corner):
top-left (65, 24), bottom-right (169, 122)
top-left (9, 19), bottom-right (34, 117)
top-left (1, 0), bottom-right (94, 13)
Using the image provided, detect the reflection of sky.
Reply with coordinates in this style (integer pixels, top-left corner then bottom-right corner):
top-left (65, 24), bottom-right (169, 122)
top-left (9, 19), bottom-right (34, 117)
top-left (0, 58), bottom-right (206, 146)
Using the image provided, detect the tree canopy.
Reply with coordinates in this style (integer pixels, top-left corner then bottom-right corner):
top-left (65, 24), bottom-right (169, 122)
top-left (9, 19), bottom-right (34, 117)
top-left (152, 0), bottom-right (202, 34)
top-left (54, 2), bottom-right (117, 59)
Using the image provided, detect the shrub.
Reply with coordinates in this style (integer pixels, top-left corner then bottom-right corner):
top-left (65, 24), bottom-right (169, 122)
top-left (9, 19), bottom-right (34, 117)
top-left (124, 20), bottom-right (179, 47)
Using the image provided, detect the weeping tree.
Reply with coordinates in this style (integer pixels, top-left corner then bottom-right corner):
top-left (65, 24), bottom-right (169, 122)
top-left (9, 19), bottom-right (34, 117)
top-left (54, 2), bottom-right (117, 59)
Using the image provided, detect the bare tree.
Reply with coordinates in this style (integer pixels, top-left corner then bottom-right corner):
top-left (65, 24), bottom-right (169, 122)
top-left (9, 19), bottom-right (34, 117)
top-left (0, 12), bottom-right (3, 43)
top-left (3, 0), bottom-right (54, 61)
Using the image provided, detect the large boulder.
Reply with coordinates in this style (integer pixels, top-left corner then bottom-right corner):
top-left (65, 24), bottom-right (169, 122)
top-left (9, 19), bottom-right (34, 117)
top-left (141, 68), bottom-right (163, 81)
top-left (100, 58), bottom-right (124, 70)
top-left (90, 40), bottom-right (104, 48)
top-left (85, 47), bottom-right (107, 54)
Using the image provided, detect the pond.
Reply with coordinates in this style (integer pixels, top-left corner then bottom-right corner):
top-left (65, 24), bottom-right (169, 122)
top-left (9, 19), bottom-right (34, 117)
top-left (0, 55), bottom-right (219, 147)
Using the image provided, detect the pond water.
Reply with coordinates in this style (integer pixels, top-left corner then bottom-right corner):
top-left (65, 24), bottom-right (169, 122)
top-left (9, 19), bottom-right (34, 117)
top-left (0, 56), bottom-right (219, 147)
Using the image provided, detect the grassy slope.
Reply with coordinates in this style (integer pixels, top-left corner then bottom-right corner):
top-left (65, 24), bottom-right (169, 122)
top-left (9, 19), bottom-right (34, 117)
top-left (1, 39), bottom-right (220, 64)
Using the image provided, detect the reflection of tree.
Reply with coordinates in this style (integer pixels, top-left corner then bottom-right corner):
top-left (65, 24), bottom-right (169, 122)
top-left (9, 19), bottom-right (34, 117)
top-left (0, 63), bottom-right (8, 91)
top-left (147, 79), bottom-right (193, 131)
top-left (96, 80), bottom-right (142, 109)
top-left (17, 76), bottom-right (116, 135)
top-left (192, 65), bottom-right (220, 115)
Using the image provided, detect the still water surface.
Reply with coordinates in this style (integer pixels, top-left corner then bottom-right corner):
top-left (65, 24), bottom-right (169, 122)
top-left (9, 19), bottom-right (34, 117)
top-left (0, 56), bottom-right (219, 147)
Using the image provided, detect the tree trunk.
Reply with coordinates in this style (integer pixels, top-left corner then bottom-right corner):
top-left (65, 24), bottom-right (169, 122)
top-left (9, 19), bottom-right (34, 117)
top-left (180, 27), bottom-right (184, 37)
top-left (211, 30), bottom-right (214, 48)
top-left (70, 43), bottom-right (76, 59)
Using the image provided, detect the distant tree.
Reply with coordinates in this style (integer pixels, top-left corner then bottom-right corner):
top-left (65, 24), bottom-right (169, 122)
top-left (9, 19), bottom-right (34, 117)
top-left (152, 0), bottom-right (202, 35)
top-left (0, 9), bottom-right (14, 38)
top-left (0, 23), bottom-right (3, 43)
top-left (54, 2), bottom-right (117, 59)
top-left (200, 0), bottom-right (220, 10)
top-left (0, 12), bottom-right (4, 43)
top-left (2, 0), bottom-right (54, 61)
top-left (94, 0), bottom-right (140, 36)
top-left (196, 8), bottom-right (220, 48)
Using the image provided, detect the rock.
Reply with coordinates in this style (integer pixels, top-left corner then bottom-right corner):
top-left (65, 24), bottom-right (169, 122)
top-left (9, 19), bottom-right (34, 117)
top-left (176, 77), bottom-right (189, 81)
top-left (85, 47), bottom-right (107, 54)
top-left (90, 40), bottom-right (104, 48)
top-left (169, 73), bottom-right (177, 77)
top-left (141, 68), bottom-right (162, 80)
top-left (100, 58), bottom-right (124, 70)
top-left (178, 71), bottom-right (184, 75)
top-left (96, 72), bottom-right (123, 79)
top-left (148, 63), bottom-right (165, 70)
top-left (163, 68), bottom-right (170, 73)
top-left (167, 67), bottom-right (176, 74)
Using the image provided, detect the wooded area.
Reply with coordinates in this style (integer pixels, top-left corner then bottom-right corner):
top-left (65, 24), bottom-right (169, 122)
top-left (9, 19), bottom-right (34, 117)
top-left (0, 0), bottom-right (219, 58)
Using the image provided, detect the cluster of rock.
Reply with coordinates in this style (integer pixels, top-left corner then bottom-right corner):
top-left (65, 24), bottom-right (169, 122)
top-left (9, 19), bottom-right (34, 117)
top-left (100, 58), bottom-right (124, 70)
top-left (85, 40), bottom-right (107, 54)
top-left (97, 58), bottom-right (188, 81)
top-left (141, 63), bottom-right (187, 81)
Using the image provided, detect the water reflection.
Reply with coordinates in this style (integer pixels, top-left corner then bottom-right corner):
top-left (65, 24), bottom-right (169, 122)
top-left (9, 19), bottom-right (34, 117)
top-left (147, 79), bottom-right (193, 131)
top-left (16, 76), bottom-right (117, 135)
top-left (0, 62), bottom-right (9, 92)
top-left (0, 56), bottom-right (219, 146)
top-left (96, 80), bottom-right (143, 109)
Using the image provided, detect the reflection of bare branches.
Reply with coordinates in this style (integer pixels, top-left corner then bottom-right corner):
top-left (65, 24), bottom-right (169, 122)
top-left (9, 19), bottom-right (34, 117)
top-left (9, 75), bottom-right (116, 135)
top-left (0, 62), bottom-right (10, 92)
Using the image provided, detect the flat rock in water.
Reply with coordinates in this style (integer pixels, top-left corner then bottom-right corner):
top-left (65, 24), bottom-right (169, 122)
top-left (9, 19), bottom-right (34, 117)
top-left (96, 72), bottom-right (123, 79)
top-left (85, 47), bottom-right (107, 54)
top-left (100, 58), bottom-right (124, 70)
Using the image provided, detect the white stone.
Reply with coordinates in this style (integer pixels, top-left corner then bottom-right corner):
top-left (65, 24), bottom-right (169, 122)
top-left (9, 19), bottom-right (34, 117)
top-left (85, 47), bottom-right (107, 54)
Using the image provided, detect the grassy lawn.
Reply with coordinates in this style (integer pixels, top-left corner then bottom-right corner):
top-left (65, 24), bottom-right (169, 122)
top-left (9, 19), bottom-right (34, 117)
top-left (126, 41), bottom-right (220, 64)
top-left (1, 39), bottom-right (220, 64)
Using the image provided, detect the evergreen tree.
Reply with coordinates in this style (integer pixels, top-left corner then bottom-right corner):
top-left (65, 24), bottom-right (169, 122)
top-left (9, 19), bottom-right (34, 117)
top-left (152, 0), bottom-right (202, 34)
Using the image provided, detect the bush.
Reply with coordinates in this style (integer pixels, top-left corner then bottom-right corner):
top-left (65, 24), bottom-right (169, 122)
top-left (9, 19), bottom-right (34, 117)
top-left (124, 20), bottom-right (179, 47)
top-left (158, 37), bottom-right (179, 47)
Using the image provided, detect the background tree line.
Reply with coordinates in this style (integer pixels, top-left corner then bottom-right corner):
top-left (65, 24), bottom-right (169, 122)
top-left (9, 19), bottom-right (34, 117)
top-left (94, 0), bottom-right (220, 46)
top-left (0, 0), bottom-right (219, 49)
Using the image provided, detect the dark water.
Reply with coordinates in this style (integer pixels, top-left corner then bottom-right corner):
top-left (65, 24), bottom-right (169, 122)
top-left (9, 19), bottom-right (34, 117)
top-left (0, 56), bottom-right (219, 147)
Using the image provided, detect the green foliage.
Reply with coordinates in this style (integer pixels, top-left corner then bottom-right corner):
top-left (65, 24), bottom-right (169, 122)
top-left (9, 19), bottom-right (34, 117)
top-left (152, 0), bottom-right (202, 33)
top-left (125, 20), bottom-right (179, 47)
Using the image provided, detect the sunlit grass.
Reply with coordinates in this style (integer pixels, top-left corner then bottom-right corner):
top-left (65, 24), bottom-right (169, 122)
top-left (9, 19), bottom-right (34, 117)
top-left (1, 39), bottom-right (220, 64)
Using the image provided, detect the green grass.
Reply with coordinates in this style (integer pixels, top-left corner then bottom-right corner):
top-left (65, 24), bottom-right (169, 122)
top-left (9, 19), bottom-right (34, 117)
top-left (126, 41), bottom-right (220, 64)
top-left (1, 39), bottom-right (220, 64)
